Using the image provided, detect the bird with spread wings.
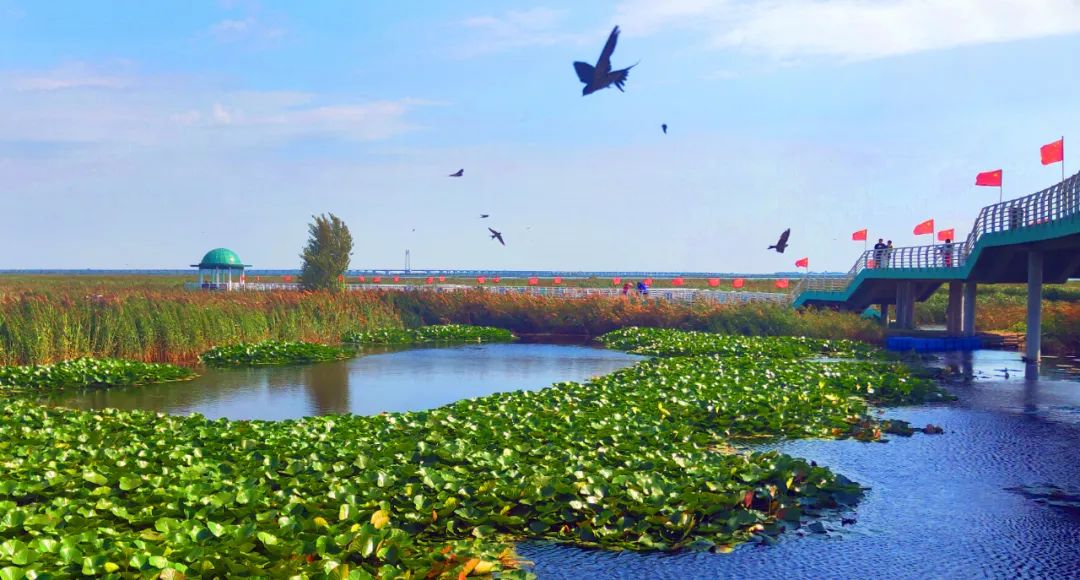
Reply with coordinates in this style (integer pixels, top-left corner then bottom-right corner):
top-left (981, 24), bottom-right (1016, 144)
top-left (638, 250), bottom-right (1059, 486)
top-left (574, 26), bottom-right (636, 96)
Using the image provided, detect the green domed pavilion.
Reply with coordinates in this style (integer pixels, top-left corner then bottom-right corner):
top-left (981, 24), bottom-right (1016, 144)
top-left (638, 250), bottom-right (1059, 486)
top-left (191, 248), bottom-right (251, 289)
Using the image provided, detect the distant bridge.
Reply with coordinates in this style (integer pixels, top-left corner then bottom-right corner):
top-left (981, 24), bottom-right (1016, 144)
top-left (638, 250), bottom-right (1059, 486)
top-left (792, 171), bottom-right (1080, 377)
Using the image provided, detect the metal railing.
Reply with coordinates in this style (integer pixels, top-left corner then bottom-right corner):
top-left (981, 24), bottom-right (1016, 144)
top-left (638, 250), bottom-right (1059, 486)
top-left (184, 282), bottom-right (790, 305)
top-left (800, 171), bottom-right (1080, 297)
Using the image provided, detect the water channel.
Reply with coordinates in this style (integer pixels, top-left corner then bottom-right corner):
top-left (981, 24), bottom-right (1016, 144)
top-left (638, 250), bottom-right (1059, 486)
top-left (56, 343), bottom-right (643, 420)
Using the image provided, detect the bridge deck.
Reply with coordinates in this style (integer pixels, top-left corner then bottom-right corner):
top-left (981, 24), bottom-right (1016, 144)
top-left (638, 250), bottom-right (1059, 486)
top-left (793, 172), bottom-right (1080, 312)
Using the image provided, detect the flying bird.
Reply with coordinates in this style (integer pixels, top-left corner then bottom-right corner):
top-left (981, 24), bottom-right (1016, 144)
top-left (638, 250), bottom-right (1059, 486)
top-left (488, 227), bottom-right (505, 246)
top-left (662, 124), bottom-right (667, 134)
top-left (574, 26), bottom-right (636, 96)
top-left (768, 229), bottom-right (790, 254)
top-left (480, 214), bottom-right (490, 218)
top-left (449, 169), bottom-right (464, 177)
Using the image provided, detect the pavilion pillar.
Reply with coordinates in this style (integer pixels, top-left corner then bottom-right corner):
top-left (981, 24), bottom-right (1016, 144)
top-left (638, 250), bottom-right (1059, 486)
top-left (962, 282), bottom-right (977, 337)
top-left (879, 303), bottom-right (890, 327)
top-left (1026, 251), bottom-right (1043, 379)
top-left (946, 282), bottom-right (963, 335)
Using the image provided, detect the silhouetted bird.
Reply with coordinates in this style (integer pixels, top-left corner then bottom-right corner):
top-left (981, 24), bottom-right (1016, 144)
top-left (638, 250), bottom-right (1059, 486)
top-left (768, 229), bottom-right (791, 253)
top-left (480, 214), bottom-right (490, 218)
top-left (662, 123), bottom-right (667, 134)
top-left (449, 169), bottom-right (464, 177)
top-left (574, 26), bottom-right (636, 96)
top-left (488, 228), bottom-right (505, 246)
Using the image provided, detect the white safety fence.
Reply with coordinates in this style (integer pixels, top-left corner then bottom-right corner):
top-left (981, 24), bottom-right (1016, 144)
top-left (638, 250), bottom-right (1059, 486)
top-left (184, 282), bottom-right (790, 305)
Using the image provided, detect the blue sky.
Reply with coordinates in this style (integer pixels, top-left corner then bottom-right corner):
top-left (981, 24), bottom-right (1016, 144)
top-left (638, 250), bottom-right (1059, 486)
top-left (3, 0), bottom-right (1080, 272)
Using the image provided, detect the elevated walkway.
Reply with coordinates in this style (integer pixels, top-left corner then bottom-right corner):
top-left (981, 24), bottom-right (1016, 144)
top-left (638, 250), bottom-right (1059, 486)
top-left (792, 171), bottom-right (1080, 377)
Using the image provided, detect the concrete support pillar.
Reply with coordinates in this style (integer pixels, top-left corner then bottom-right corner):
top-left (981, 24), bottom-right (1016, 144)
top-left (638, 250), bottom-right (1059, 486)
top-left (879, 303), bottom-right (890, 327)
top-left (946, 282), bottom-right (963, 335)
top-left (894, 285), bottom-right (906, 329)
top-left (1026, 251), bottom-right (1043, 379)
top-left (962, 282), bottom-right (977, 337)
top-left (895, 283), bottom-right (916, 330)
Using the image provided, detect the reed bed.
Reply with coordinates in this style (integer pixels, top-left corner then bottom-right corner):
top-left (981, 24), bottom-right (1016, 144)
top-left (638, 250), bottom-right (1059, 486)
top-left (914, 282), bottom-right (1080, 352)
top-left (0, 276), bottom-right (884, 365)
top-left (0, 281), bottom-right (401, 365)
top-left (383, 290), bottom-right (883, 343)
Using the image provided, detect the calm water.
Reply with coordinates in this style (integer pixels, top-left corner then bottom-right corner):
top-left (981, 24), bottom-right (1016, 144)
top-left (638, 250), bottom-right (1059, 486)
top-left (56, 343), bottom-right (642, 420)
top-left (519, 350), bottom-right (1080, 579)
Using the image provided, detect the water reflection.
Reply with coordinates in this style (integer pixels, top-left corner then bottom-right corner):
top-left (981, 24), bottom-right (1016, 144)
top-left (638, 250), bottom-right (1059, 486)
top-left (55, 343), bottom-right (643, 421)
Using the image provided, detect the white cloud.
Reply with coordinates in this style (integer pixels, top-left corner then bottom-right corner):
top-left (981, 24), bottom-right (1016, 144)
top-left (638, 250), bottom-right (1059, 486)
top-left (456, 7), bottom-right (591, 56)
top-left (615, 0), bottom-right (1080, 61)
top-left (208, 16), bottom-right (285, 43)
top-left (0, 68), bottom-right (431, 147)
top-left (10, 63), bottom-right (133, 92)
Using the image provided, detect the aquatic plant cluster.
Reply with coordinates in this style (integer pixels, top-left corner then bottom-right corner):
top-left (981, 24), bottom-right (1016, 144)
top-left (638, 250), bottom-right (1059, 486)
top-left (0, 357), bottom-right (194, 393)
top-left (199, 341), bottom-right (355, 367)
top-left (0, 328), bottom-right (942, 577)
top-left (341, 324), bottom-right (513, 345)
top-left (599, 327), bottom-right (882, 360)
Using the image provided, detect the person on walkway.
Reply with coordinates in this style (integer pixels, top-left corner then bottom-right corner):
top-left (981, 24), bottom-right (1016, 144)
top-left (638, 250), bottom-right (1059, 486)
top-left (885, 240), bottom-right (894, 268)
top-left (622, 282), bottom-right (632, 297)
top-left (873, 239), bottom-right (886, 268)
top-left (940, 238), bottom-right (954, 267)
top-left (636, 280), bottom-right (648, 296)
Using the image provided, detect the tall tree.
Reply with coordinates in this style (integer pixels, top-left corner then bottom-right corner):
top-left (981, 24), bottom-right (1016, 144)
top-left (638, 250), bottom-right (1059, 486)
top-left (300, 213), bottom-right (353, 292)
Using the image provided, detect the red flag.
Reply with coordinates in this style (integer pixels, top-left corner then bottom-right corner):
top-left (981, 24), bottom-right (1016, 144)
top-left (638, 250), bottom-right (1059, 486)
top-left (913, 219), bottom-right (935, 235)
top-left (732, 278), bottom-right (744, 289)
top-left (643, 278), bottom-right (653, 286)
top-left (358, 276), bottom-right (366, 282)
top-left (852, 229), bottom-right (867, 241)
top-left (672, 277), bottom-right (684, 286)
top-left (372, 276), bottom-right (381, 283)
top-left (283, 275), bottom-right (292, 282)
top-left (775, 278), bottom-right (789, 289)
top-left (438, 276), bottom-right (446, 282)
top-left (937, 228), bottom-right (955, 242)
top-left (393, 276), bottom-right (400, 283)
top-left (477, 276), bottom-right (486, 284)
top-left (975, 169), bottom-right (1002, 187)
top-left (795, 257), bottom-right (808, 268)
top-left (425, 276), bottom-right (434, 284)
top-left (1041, 138), bottom-right (1064, 165)
top-left (612, 277), bottom-right (621, 285)
top-left (492, 276), bottom-right (500, 283)
top-left (528, 277), bottom-right (538, 285)
top-left (553, 277), bottom-right (562, 285)
top-left (708, 278), bottom-right (720, 287)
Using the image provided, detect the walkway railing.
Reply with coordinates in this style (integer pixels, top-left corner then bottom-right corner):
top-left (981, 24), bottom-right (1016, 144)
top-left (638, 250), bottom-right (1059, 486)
top-left (184, 282), bottom-right (790, 305)
top-left (800, 172), bottom-right (1080, 297)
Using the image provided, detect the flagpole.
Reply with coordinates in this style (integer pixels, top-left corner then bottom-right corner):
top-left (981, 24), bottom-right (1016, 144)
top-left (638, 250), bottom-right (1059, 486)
top-left (1062, 136), bottom-right (1066, 183)
top-left (999, 184), bottom-right (1003, 204)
